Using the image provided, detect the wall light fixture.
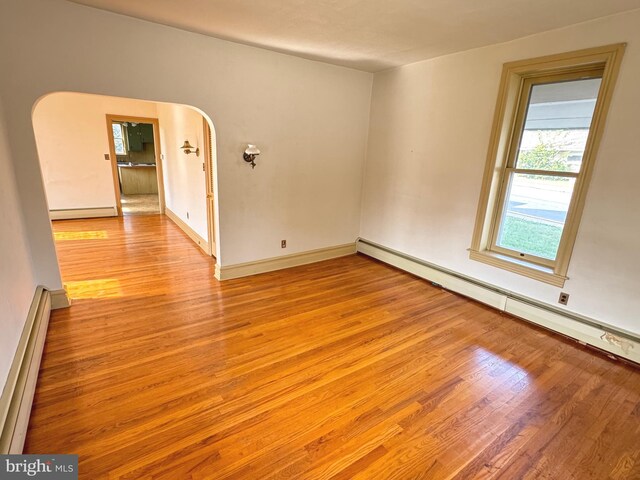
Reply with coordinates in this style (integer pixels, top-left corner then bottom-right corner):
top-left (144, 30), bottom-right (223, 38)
top-left (243, 144), bottom-right (260, 169)
top-left (181, 140), bottom-right (200, 157)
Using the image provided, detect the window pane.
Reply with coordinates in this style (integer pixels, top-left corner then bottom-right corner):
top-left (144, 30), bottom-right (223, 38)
top-left (112, 124), bottom-right (126, 154)
top-left (114, 139), bottom-right (126, 155)
top-left (497, 173), bottom-right (576, 260)
top-left (516, 78), bottom-right (601, 173)
top-left (112, 123), bottom-right (123, 139)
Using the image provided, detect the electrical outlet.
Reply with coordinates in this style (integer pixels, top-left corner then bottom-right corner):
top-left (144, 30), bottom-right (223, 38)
top-left (187, 212), bottom-right (190, 219)
top-left (281, 240), bottom-right (286, 248)
top-left (558, 292), bottom-right (569, 305)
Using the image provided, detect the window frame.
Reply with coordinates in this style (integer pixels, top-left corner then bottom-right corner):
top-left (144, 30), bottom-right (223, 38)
top-left (488, 68), bottom-right (602, 268)
top-left (469, 44), bottom-right (625, 287)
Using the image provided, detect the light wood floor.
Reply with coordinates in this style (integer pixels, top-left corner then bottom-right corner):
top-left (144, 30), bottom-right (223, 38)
top-left (121, 194), bottom-right (160, 215)
top-left (26, 216), bottom-right (640, 479)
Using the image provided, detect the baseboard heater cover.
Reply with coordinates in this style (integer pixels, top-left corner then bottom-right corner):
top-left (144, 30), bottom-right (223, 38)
top-left (50, 207), bottom-right (117, 220)
top-left (356, 238), bottom-right (639, 364)
top-left (0, 287), bottom-right (52, 453)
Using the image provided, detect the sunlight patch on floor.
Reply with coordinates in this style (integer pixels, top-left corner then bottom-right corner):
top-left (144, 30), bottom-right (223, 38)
top-left (54, 230), bottom-right (109, 241)
top-left (473, 346), bottom-right (532, 387)
top-left (64, 279), bottom-right (123, 299)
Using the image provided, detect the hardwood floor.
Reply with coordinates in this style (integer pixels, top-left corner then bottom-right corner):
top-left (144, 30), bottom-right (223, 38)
top-left (26, 216), bottom-right (640, 479)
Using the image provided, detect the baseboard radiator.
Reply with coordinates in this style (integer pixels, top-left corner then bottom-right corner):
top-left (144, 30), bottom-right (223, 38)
top-left (0, 287), bottom-right (52, 453)
top-left (50, 207), bottom-right (117, 220)
top-left (357, 238), bottom-right (639, 365)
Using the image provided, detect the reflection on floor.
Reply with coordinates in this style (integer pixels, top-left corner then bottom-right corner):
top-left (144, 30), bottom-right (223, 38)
top-left (121, 194), bottom-right (159, 215)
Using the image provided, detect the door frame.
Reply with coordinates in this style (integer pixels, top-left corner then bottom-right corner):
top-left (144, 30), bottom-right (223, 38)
top-left (202, 118), bottom-right (216, 258)
top-left (105, 114), bottom-right (165, 216)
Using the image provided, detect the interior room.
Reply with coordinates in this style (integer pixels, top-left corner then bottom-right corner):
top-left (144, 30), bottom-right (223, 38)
top-left (112, 120), bottom-right (159, 215)
top-left (1, 0), bottom-right (639, 478)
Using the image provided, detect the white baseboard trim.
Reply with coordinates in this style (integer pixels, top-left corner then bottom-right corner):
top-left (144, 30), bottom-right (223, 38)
top-left (165, 208), bottom-right (209, 254)
top-left (50, 288), bottom-right (71, 309)
top-left (215, 243), bottom-right (357, 281)
top-left (0, 287), bottom-right (52, 453)
top-left (50, 207), bottom-right (117, 220)
top-left (357, 238), bottom-right (639, 364)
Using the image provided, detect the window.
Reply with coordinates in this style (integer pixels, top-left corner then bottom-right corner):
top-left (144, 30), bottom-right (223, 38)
top-left (112, 123), bottom-right (127, 155)
top-left (470, 44), bottom-right (625, 287)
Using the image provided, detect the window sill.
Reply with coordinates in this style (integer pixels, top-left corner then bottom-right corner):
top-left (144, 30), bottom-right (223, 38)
top-left (469, 249), bottom-right (567, 287)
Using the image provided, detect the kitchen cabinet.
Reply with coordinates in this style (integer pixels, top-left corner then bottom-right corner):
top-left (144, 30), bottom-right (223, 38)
top-left (118, 165), bottom-right (158, 194)
top-left (127, 126), bottom-right (143, 151)
top-left (140, 123), bottom-right (154, 143)
top-left (126, 124), bottom-right (154, 151)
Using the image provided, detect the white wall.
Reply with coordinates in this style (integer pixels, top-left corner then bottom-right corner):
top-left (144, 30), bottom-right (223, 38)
top-left (0, 0), bottom-right (372, 297)
top-left (32, 92), bottom-right (158, 210)
top-left (0, 98), bottom-right (38, 393)
top-left (156, 103), bottom-right (209, 240)
top-left (0, 0), bottom-right (370, 400)
top-left (361, 10), bottom-right (640, 335)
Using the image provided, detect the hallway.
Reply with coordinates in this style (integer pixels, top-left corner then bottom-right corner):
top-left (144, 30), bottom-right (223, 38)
top-left (25, 216), bottom-right (640, 479)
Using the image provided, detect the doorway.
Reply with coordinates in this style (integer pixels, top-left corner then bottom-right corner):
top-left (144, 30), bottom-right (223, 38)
top-left (106, 115), bottom-right (165, 216)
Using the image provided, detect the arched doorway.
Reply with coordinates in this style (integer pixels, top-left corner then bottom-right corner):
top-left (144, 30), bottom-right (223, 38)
top-left (32, 91), bottom-right (220, 261)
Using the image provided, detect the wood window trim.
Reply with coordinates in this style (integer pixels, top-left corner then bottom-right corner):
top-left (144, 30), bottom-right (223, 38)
top-left (487, 68), bottom-right (601, 270)
top-left (469, 44), bottom-right (626, 287)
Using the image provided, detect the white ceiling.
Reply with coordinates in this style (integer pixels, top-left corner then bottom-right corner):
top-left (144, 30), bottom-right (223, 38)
top-left (67, 0), bottom-right (640, 72)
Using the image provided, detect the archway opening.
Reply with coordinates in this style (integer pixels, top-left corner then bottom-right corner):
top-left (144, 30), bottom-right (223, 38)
top-left (32, 91), bottom-right (221, 294)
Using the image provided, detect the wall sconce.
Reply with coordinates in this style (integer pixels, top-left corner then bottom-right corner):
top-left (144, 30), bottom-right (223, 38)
top-left (181, 140), bottom-right (200, 157)
top-left (243, 144), bottom-right (260, 169)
